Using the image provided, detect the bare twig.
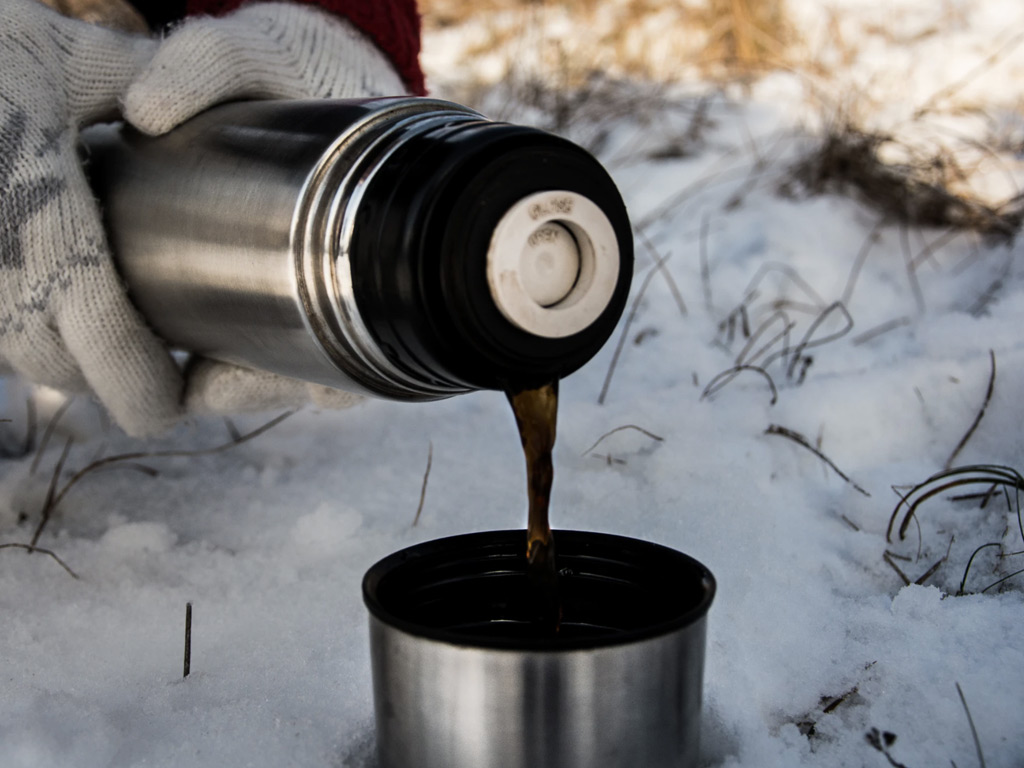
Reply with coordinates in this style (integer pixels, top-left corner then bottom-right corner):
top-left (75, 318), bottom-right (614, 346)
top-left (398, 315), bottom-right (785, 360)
top-left (701, 365), bottom-right (778, 405)
top-left (740, 261), bottom-right (826, 313)
top-left (840, 218), bottom-right (884, 306)
top-left (784, 301), bottom-right (854, 380)
top-left (887, 465), bottom-right (1024, 543)
top-left (412, 441), bottom-right (433, 527)
top-left (765, 424), bottom-right (870, 496)
top-left (883, 552), bottom-right (911, 586)
top-left (915, 29), bottom-right (1024, 118)
top-left (580, 425), bottom-right (664, 457)
top-left (22, 397), bottom-right (37, 458)
top-left (0, 542), bottom-right (79, 579)
top-left (636, 157), bottom-right (760, 230)
top-left (699, 212), bottom-right (714, 314)
top-left (851, 317), bottom-right (912, 346)
top-left (31, 437), bottom-right (74, 546)
top-left (184, 602), bottom-right (192, 678)
top-left (598, 251), bottom-right (672, 405)
top-left (30, 398), bottom-right (73, 475)
top-left (944, 350), bottom-right (996, 471)
top-left (911, 226), bottom-right (962, 271)
top-left (900, 224), bottom-right (926, 315)
top-left (959, 542), bottom-right (1001, 596)
top-left (223, 418), bottom-right (242, 442)
top-left (31, 411), bottom-right (294, 547)
top-left (914, 535), bottom-right (953, 585)
top-left (980, 566), bottom-right (1024, 593)
top-left (636, 228), bottom-right (687, 318)
top-left (954, 683), bottom-right (987, 768)
top-left (736, 310), bottom-right (795, 366)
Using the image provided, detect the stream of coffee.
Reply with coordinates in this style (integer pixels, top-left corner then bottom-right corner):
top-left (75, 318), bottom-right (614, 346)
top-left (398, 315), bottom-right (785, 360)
top-left (506, 381), bottom-right (561, 628)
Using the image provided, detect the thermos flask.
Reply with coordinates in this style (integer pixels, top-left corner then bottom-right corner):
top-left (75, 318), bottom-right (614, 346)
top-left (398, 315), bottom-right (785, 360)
top-left (85, 97), bottom-right (634, 399)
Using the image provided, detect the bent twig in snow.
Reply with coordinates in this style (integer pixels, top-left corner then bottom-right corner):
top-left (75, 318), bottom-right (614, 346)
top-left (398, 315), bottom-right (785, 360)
top-left (598, 250), bottom-right (673, 405)
top-left (30, 398), bottom-right (72, 475)
top-left (887, 464), bottom-right (1023, 544)
top-left (0, 542), bottom-right (78, 579)
top-left (944, 350), bottom-right (996, 471)
top-left (959, 542), bottom-right (1001, 596)
top-left (701, 365), bottom-right (778, 405)
top-left (580, 425), bottom-right (664, 457)
top-left (765, 424), bottom-right (870, 496)
top-left (30, 411), bottom-right (294, 547)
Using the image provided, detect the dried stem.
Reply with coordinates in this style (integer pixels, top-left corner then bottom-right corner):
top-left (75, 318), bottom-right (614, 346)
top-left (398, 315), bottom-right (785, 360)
top-left (735, 310), bottom-right (795, 366)
top-left (851, 317), bottom-right (911, 346)
top-left (915, 29), bottom-right (1024, 118)
top-left (699, 211), bottom-right (714, 314)
top-left (914, 535), bottom-right (953, 585)
top-left (701, 365), bottom-right (778, 405)
top-left (883, 552), bottom-right (911, 586)
top-left (31, 437), bottom-right (74, 546)
top-left (412, 441), bottom-right (433, 527)
top-left (0, 542), bottom-right (79, 579)
top-left (954, 683), bottom-right (987, 768)
top-left (887, 465), bottom-right (1024, 543)
top-left (765, 424), bottom-right (870, 496)
top-left (30, 398), bottom-right (73, 475)
top-left (184, 602), bottom-right (193, 678)
top-left (598, 250), bottom-right (673, 405)
top-left (637, 227), bottom-right (687, 318)
top-left (30, 411), bottom-right (293, 547)
top-left (981, 566), bottom-right (1024, 593)
top-left (840, 217), bottom-right (884, 306)
top-left (959, 542), bottom-right (1001, 596)
top-left (944, 350), bottom-right (996, 471)
top-left (783, 301), bottom-right (854, 380)
top-left (900, 223), bottom-right (926, 314)
top-left (580, 425), bottom-right (664, 456)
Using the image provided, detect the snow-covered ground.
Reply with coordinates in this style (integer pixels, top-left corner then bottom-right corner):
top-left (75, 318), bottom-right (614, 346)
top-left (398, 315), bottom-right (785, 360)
top-left (3, 1), bottom-right (1024, 766)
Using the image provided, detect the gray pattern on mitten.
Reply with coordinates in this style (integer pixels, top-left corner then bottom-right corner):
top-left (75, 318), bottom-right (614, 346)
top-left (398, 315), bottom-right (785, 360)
top-left (0, 0), bottom-right (181, 435)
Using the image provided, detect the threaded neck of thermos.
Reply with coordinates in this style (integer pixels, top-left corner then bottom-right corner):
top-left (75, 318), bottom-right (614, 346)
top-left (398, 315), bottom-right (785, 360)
top-left (349, 119), bottom-right (634, 392)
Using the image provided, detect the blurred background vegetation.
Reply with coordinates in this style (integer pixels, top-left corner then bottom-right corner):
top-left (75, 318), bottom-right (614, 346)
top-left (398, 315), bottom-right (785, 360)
top-left (415, 0), bottom-right (1024, 239)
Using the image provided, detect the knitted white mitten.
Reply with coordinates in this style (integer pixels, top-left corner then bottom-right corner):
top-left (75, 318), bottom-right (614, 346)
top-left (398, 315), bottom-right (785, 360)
top-left (125, 2), bottom-right (407, 135)
top-left (0, 0), bottom-right (182, 437)
top-left (183, 359), bottom-right (364, 415)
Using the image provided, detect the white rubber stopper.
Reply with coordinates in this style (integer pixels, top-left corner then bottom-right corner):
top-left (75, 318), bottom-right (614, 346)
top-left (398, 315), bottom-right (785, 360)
top-left (486, 190), bottom-right (620, 338)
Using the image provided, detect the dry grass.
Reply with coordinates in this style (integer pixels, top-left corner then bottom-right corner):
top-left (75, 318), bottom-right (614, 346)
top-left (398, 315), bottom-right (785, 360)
top-left (783, 123), bottom-right (1024, 241)
top-left (420, 0), bottom-right (793, 87)
top-left (421, 2), bottom-right (1023, 245)
top-left (698, 0), bottom-right (794, 72)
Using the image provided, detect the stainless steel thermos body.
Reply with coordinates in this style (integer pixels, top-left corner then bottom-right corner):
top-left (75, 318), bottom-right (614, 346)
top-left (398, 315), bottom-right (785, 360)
top-left (85, 98), bottom-right (634, 399)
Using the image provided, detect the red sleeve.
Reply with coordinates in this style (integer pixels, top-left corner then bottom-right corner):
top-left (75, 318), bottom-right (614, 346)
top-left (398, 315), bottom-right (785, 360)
top-left (184, 0), bottom-right (427, 96)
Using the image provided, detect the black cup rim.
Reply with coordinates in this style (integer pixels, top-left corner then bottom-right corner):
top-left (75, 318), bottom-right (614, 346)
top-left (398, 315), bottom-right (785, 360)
top-left (362, 529), bottom-right (716, 651)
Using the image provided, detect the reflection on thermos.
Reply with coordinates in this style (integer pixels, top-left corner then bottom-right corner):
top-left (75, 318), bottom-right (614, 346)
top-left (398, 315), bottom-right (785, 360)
top-left (85, 98), bottom-right (634, 399)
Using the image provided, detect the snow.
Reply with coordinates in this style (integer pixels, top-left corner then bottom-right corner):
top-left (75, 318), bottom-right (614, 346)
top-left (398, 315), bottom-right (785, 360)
top-left (3, 0), bottom-right (1024, 766)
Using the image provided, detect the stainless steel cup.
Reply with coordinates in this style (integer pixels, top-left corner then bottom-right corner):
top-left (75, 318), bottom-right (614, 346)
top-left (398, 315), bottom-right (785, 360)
top-left (362, 530), bottom-right (716, 768)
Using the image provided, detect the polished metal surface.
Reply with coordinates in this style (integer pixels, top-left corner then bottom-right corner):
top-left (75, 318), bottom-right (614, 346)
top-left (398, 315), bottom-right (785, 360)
top-left (85, 98), bottom-right (481, 399)
top-left (368, 614), bottom-right (707, 768)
